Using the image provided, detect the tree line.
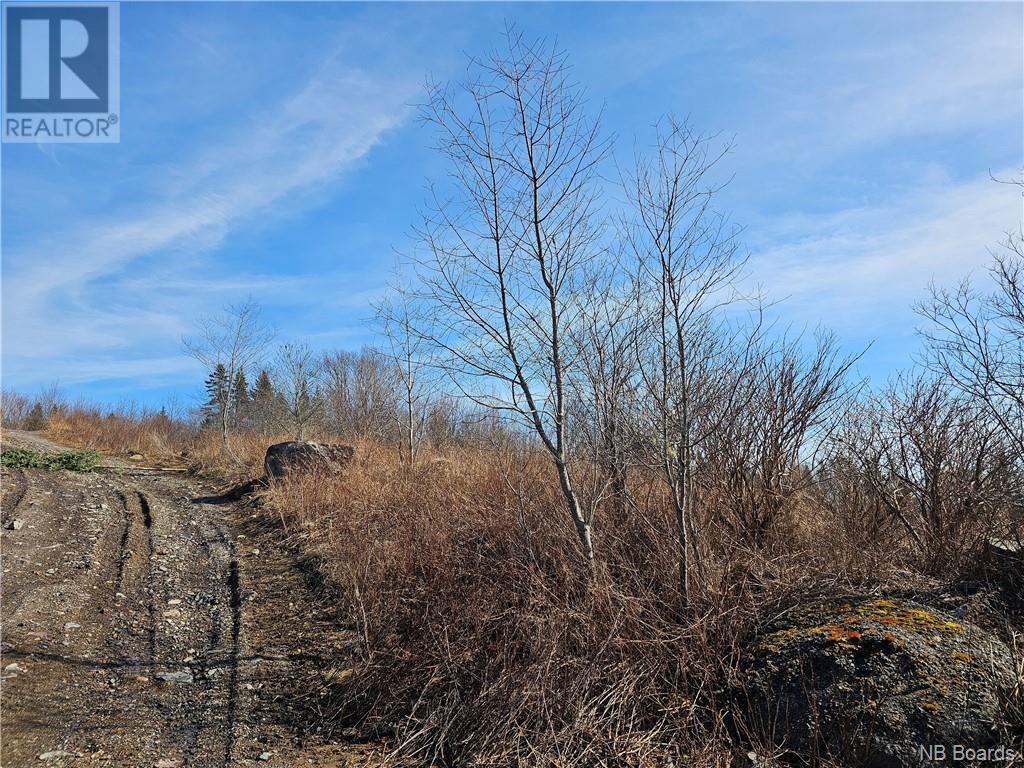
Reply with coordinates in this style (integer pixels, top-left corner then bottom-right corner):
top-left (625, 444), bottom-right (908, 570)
top-left (188, 311), bottom-right (510, 450)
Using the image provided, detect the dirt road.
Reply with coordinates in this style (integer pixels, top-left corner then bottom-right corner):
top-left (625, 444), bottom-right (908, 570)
top-left (1, 431), bottom-right (366, 768)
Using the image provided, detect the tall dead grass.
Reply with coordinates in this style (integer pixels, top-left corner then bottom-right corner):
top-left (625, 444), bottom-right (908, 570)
top-left (44, 407), bottom-right (194, 461)
top-left (266, 443), bottom-right (943, 766)
top-left (39, 405), bottom-right (319, 478)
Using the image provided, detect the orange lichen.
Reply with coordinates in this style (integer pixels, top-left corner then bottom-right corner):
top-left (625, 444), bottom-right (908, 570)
top-left (849, 599), bottom-right (963, 634)
top-left (823, 626), bottom-right (862, 648)
top-left (951, 651), bottom-right (972, 663)
top-left (760, 598), bottom-right (962, 654)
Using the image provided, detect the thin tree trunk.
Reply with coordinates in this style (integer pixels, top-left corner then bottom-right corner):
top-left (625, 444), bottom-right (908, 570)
top-left (554, 459), bottom-right (594, 562)
top-left (406, 387), bottom-right (415, 465)
top-left (220, 405), bottom-right (229, 452)
top-left (674, 464), bottom-right (690, 606)
top-left (677, 500), bottom-right (689, 606)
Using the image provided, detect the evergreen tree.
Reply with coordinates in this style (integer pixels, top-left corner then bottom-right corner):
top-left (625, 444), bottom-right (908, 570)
top-left (250, 369), bottom-right (277, 432)
top-left (153, 406), bottom-right (172, 436)
top-left (203, 363), bottom-right (229, 429)
top-left (233, 369), bottom-right (250, 429)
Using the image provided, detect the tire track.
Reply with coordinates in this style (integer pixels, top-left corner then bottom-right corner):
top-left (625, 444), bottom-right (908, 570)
top-left (105, 488), bottom-right (156, 670)
top-left (223, 557), bottom-right (242, 766)
top-left (181, 520), bottom-right (242, 768)
top-left (112, 490), bottom-right (132, 595)
top-left (1, 467), bottom-right (28, 523)
top-left (135, 491), bottom-right (157, 663)
top-left (2, 430), bottom-right (367, 766)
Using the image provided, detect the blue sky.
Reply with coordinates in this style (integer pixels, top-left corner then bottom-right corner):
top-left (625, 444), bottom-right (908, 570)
top-left (2, 1), bottom-right (1021, 409)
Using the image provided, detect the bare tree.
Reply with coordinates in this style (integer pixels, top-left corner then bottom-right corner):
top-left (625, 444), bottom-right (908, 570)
top-left (274, 342), bottom-right (323, 441)
top-left (376, 282), bottom-right (433, 465)
top-left (183, 299), bottom-right (274, 451)
top-left (918, 237), bottom-right (1024, 460)
top-left (835, 374), bottom-right (1016, 568)
top-left (708, 331), bottom-right (857, 543)
top-left (1, 389), bottom-right (33, 428)
top-left (411, 32), bottom-right (609, 562)
top-left (321, 348), bottom-right (400, 441)
top-left (626, 117), bottom-right (757, 604)
top-left (424, 396), bottom-right (461, 446)
top-left (569, 257), bottom-right (642, 510)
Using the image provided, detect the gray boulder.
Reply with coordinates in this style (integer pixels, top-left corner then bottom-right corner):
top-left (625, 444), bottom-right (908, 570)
top-left (263, 441), bottom-right (354, 479)
top-left (740, 596), bottom-right (1019, 767)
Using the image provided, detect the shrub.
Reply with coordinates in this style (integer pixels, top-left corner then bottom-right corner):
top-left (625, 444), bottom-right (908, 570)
top-left (0, 448), bottom-right (100, 472)
top-left (23, 402), bottom-right (46, 431)
top-left (265, 444), bottom-right (845, 765)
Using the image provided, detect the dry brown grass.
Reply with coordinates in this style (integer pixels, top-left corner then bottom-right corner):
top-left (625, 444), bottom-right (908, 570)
top-left (263, 443), bottom-right (942, 767)
top-left (33, 404), bottom-right (1020, 766)
top-left (45, 407), bottom-right (193, 461)
top-left (41, 406), bottom-right (323, 479)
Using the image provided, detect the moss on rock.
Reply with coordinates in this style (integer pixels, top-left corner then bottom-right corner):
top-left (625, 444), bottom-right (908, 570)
top-left (740, 596), bottom-right (1017, 768)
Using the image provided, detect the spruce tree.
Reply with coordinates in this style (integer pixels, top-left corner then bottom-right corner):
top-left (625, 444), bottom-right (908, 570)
top-left (233, 369), bottom-right (250, 429)
top-left (203, 363), bottom-right (229, 429)
top-left (250, 369), bottom-right (276, 432)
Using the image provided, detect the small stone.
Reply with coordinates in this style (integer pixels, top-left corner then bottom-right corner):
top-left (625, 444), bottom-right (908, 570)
top-left (258, 753), bottom-right (272, 761)
top-left (63, 622), bottom-right (80, 630)
top-left (155, 758), bottom-right (182, 768)
top-left (4, 662), bottom-right (26, 674)
top-left (38, 751), bottom-right (75, 762)
top-left (162, 609), bottom-right (181, 619)
top-left (154, 669), bottom-right (193, 684)
top-left (167, 599), bottom-right (181, 605)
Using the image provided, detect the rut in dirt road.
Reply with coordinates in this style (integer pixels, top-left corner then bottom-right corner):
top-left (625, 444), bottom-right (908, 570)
top-left (1, 431), bottom-right (365, 768)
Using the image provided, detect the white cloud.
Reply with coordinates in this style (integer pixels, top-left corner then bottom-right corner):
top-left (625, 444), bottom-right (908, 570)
top-left (2, 53), bottom-right (416, 389)
top-left (746, 5), bottom-right (1022, 159)
top-left (747, 170), bottom-right (1022, 332)
top-left (25, 355), bottom-right (202, 388)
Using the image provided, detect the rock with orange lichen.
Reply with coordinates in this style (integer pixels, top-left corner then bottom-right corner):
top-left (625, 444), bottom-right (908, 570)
top-left (739, 596), bottom-right (1018, 768)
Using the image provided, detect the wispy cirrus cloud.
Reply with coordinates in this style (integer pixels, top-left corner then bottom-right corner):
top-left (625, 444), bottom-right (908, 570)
top-left (2, 48), bottom-right (416, 389)
top-left (742, 4), bottom-right (1022, 160)
top-left (747, 169), bottom-right (1021, 334)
